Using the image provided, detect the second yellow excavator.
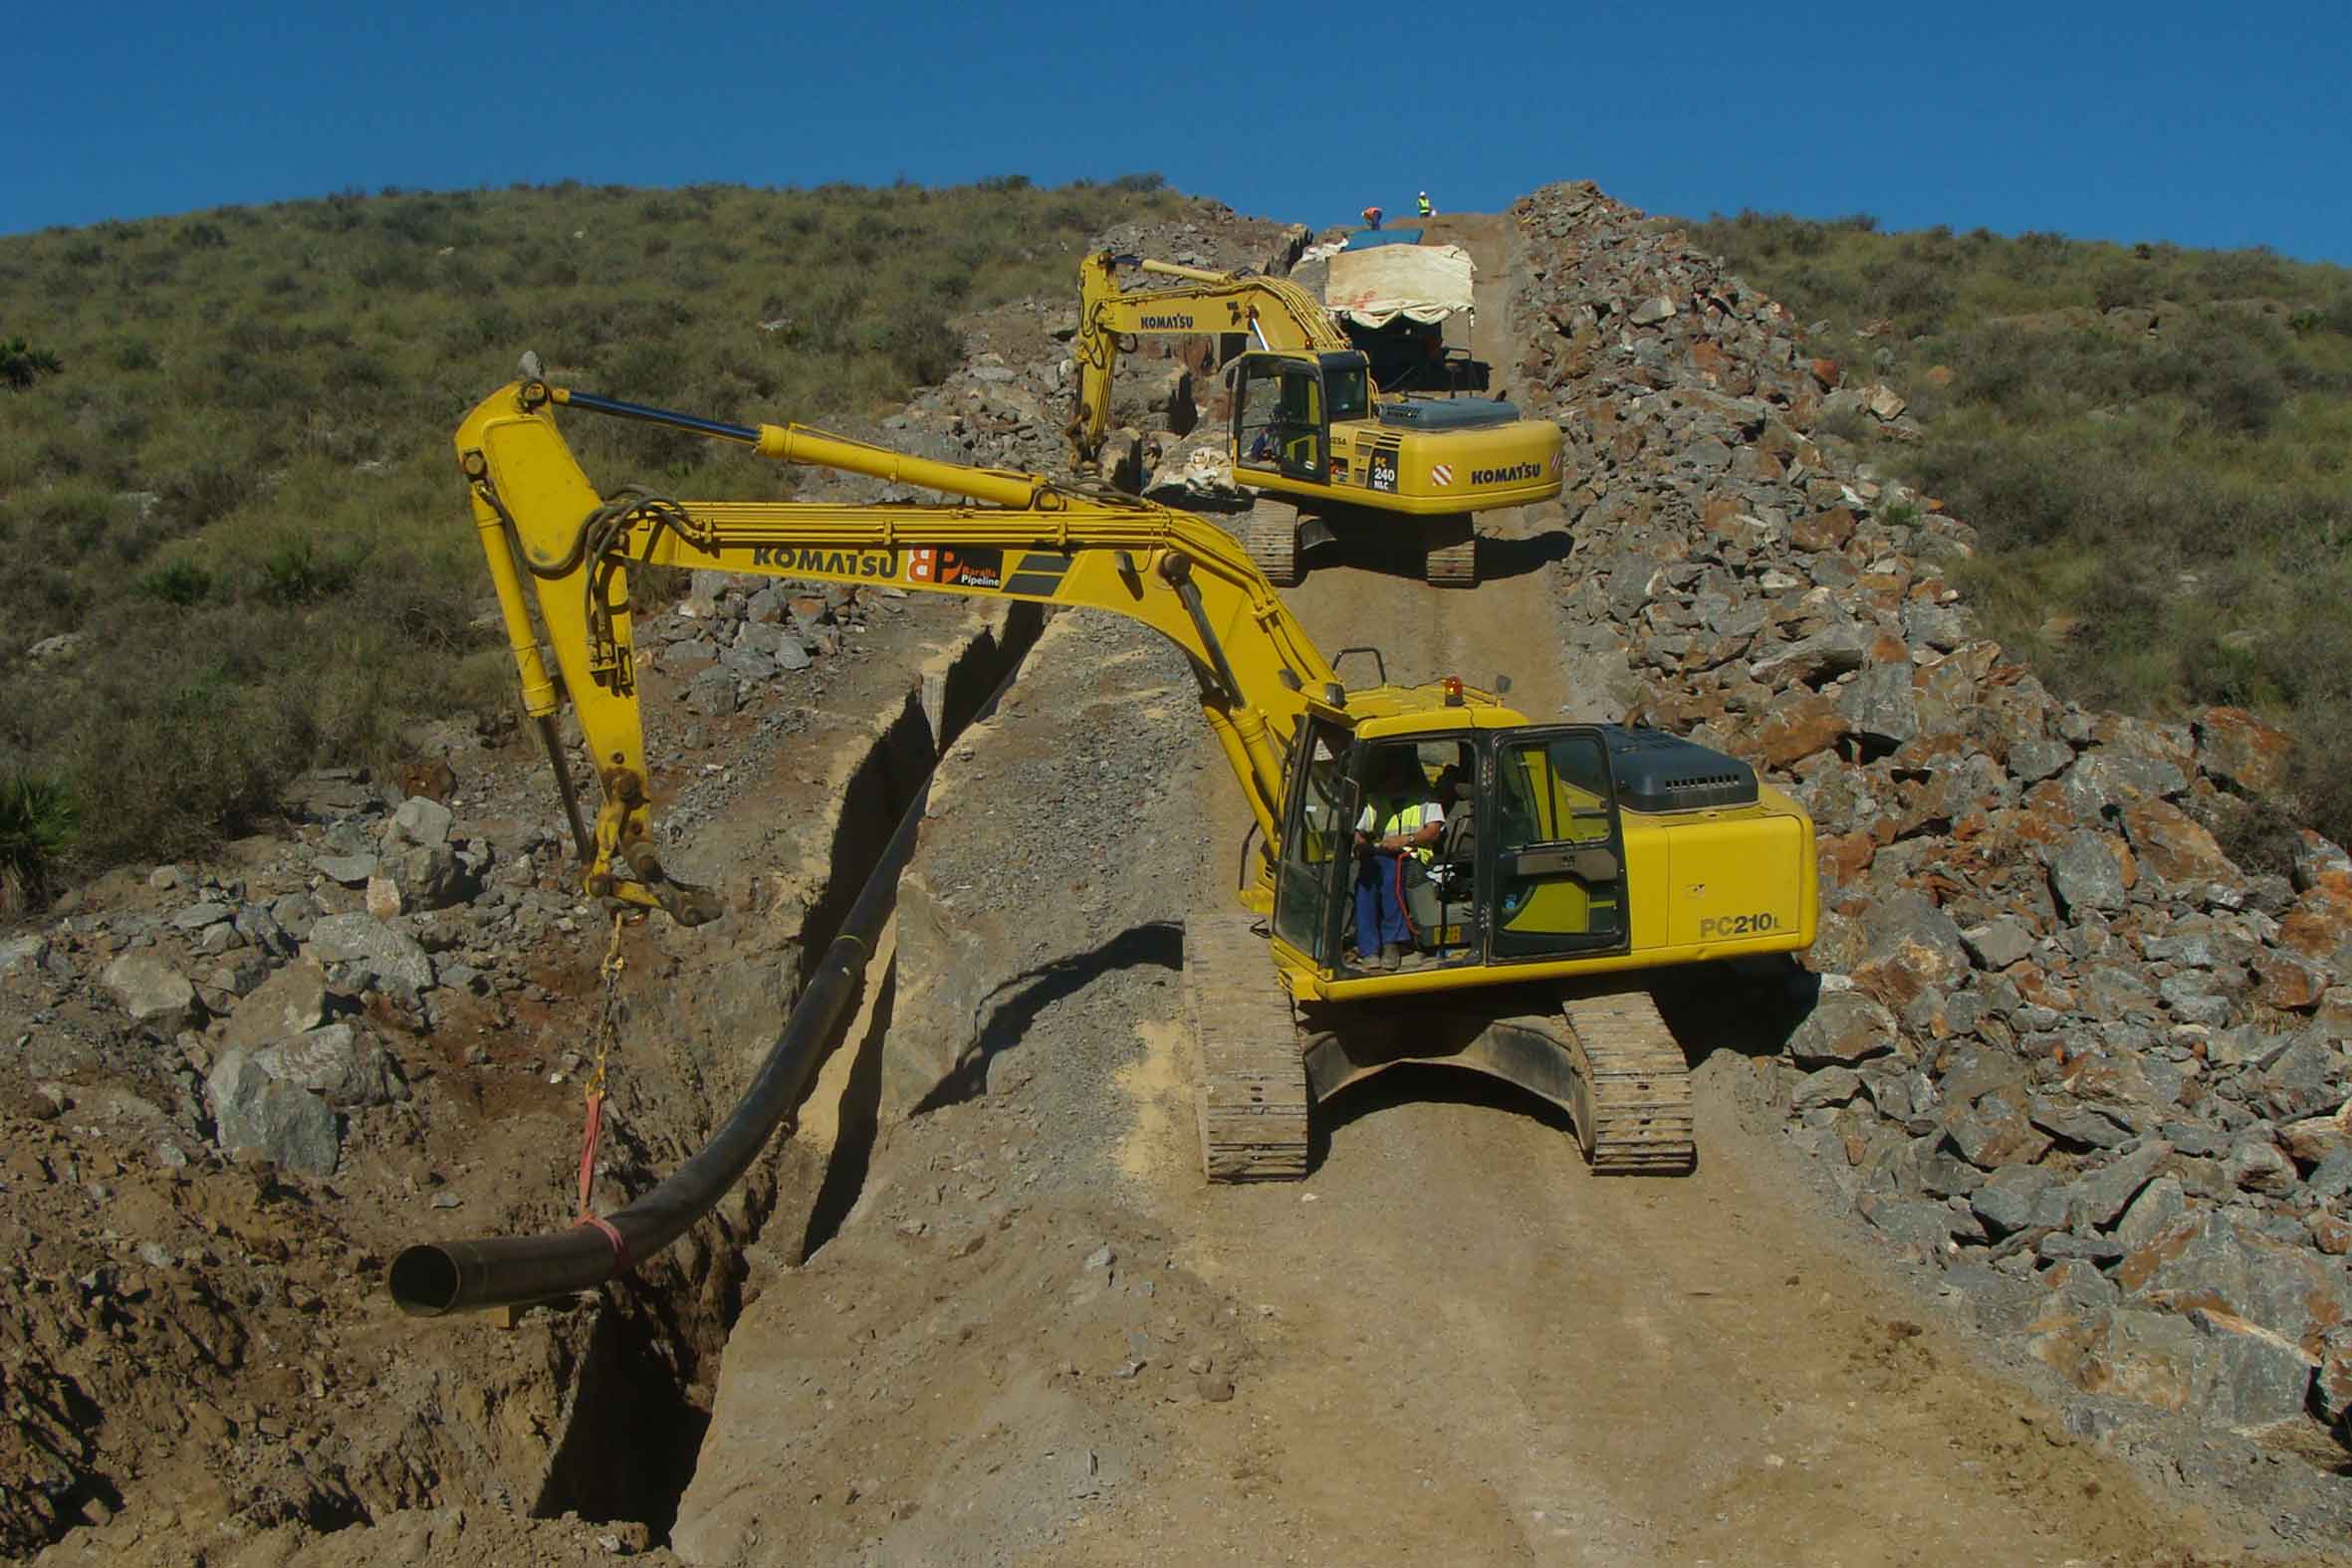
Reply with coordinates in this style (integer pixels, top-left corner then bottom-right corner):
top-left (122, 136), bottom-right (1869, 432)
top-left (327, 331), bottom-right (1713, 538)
top-left (1066, 251), bottom-right (1564, 587)
top-left (457, 368), bottom-right (1816, 1180)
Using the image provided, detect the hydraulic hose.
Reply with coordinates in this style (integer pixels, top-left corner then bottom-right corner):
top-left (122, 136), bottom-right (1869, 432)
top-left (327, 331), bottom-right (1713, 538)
top-left (386, 766), bottom-right (932, 1317)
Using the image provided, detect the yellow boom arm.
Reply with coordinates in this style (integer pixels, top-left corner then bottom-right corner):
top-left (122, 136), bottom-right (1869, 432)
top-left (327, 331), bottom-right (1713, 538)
top-left (457, 377), bottom-right (1340, 922)
top-left (1067, 251), bottom-right (1350, 467)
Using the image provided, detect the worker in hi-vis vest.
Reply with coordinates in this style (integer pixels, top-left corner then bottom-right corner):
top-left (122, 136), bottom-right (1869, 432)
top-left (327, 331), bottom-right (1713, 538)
top-left (1353, 751), bottom-right (1444, 971)
top-left (1417, 191), bottom-right (1434, 219)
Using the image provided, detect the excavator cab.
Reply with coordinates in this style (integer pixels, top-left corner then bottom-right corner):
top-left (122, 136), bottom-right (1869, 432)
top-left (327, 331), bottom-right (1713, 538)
top-left (1272, 712), bottom-right (1638, 981)
top-left (1231, 351), bottom-right (1372, 487)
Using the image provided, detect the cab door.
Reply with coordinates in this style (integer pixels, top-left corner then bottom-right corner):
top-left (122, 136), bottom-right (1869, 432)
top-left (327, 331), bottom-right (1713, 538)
top-left (1485, 726), bottom-right (1630, 961)
top-left (1232, 354), bottom-right (1328, 486)
top-left (1271, 706), bottom-right (1355, 971)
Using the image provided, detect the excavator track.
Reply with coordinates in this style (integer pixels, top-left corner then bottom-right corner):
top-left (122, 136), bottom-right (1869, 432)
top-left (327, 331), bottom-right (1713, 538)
top-left (1561, 991), bottom-right (1694, 1174)
top-left (1185, 914), bottom-right (1310, 1182)
top-left (1424, 517), bottom-right (1479, 588)
top-left (1244, 508), bottom-right (1302, 586)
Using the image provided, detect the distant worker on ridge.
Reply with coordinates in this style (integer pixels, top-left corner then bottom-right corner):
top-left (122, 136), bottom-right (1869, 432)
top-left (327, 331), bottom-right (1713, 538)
top-left (1417, 190), bottom-right (1434, 219)
top-left (1360, 204), bottom-right (1383, 231)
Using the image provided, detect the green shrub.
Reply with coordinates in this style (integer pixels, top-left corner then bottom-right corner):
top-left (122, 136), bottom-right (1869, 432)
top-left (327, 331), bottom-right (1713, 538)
top-left (0, 771), bottom-right (76, 912)
top-left (257, 537), bottom-right (355, 604)
top-left (1, 335), bottom-right (63, 389)
top-left (133, 559), bottom-right (213, 605)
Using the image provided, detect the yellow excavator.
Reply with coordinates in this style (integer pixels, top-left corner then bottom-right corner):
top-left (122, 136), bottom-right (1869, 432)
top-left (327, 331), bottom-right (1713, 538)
top-left (457, 371), bottom-right (1815, 1177)
top-left (1066, 251), bottom-right (1564, 588)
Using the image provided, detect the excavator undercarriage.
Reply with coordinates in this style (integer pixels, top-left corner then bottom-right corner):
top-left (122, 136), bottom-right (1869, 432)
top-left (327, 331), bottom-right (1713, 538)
top-left (1187, 913), bottom-right (1697, 1181)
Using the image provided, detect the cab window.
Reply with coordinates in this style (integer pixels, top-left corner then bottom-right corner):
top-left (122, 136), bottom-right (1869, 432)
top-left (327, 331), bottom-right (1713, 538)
top-left (1236, 358), bottom-right (1287, 468)
top-left (1324, 361), bottom-right (1370, 422)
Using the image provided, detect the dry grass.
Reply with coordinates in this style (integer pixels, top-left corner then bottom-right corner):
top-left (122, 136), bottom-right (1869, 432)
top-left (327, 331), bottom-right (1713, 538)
top-left (0, 175), bottom-right (1181, 882)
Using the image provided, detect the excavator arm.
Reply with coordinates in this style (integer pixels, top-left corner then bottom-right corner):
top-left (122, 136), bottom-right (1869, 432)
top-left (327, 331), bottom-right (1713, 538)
top-left (457, 376), bottom-right (1340, 923)
top-left (1067, 251), bottom-right (1352, 467)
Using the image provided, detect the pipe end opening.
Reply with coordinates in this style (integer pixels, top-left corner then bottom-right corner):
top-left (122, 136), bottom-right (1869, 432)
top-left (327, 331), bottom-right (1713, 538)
top-left (388, 1245), bottom-right (462, 1317)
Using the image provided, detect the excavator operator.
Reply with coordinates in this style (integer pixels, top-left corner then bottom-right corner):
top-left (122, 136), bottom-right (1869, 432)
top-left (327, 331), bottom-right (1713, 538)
top-left (1352, 750), bottom-right (1445, 971)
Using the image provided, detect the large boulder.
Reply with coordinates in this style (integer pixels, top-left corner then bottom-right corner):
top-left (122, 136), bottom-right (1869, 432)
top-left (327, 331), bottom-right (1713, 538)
top-left (1845, 892), bottom-right (1971, 1010)
top-left (2117, 1210), bottom-right (2352, 1358)
top-left (0, 933), bottom-right (48, 979)
top-left (2028, 1305), bottom-right (2313, 1430)
top-left (2121, 798), bottom-right (2235, 886)
top-left (2045, 830), bottom-right (2130, 917)
top-left (2194, 707), bottom-right (2291, 792)
top-left (382, 842), bottom-right (471, 912)
top-left (206, 1048), bottom-right (339, 1176)
top-left (221, 962), bottom-right (333, 1051)
top-left (1784, 989), bottom-right (1901, 1067)
top-left (1750, 624), bottom-right (1870, 689)
top-left (387, 794), bottom-right (454, 849)
top-left (253, 1023), bottom-right (406, 1108)
top-left (102, 953), bottom-right (197, 1030)
top-left (1960, 917), bottom-right (2034, 972)
top-left (1836, 663), bottom-right (1921, 748)
top-left (306, 913), bottom-right (435, 996)
top-left (2059, 751), bottom-right (2187, 818)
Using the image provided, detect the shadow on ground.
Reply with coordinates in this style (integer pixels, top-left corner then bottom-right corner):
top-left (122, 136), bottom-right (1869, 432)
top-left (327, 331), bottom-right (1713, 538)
top-left (915, 920), bottom-right (1185, 1113)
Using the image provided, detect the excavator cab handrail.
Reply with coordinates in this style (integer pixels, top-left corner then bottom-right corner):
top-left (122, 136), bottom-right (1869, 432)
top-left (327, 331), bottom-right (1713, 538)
top-left (1331, 645), bottom-right (1388, 688)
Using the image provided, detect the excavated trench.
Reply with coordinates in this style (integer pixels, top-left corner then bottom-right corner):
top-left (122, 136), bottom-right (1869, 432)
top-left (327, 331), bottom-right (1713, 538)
top-left (523, 600), bottom-right (1047, 1544)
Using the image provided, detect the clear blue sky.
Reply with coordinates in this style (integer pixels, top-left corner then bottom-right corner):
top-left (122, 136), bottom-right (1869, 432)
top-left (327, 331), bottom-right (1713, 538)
top-left (7, 1), bottom-right (2348, 263)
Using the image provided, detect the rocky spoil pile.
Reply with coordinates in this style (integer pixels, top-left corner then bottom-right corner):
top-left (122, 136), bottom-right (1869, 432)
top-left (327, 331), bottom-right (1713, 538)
top-left (1511, 179), bottom-right (2352, 1451)
top-left (0, 566), bottom-right (946, 1553)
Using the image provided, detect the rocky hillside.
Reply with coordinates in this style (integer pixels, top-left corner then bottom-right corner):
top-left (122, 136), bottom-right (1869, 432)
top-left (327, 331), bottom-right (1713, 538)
top-left (1514, 180), bottom-right (2352, 1443)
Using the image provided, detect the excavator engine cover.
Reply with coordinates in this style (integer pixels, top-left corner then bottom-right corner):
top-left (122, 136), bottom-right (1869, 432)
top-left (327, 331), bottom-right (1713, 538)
top-left (1374, 397), bottom-right (1521, 430)
top-left (1601, 726), bottom-right (1758, 813)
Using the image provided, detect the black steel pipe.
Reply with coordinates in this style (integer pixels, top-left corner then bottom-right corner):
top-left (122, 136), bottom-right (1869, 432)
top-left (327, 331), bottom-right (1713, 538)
top-left (386, 774), bottom-right (932, 1317)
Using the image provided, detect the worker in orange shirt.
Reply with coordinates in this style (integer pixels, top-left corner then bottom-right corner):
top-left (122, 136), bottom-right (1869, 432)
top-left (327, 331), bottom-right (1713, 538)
top-left (1360, 204), bottom-right (1383, 231)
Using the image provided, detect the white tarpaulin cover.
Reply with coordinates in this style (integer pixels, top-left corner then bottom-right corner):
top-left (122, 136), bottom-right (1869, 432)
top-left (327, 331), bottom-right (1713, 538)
top-left (1323, 243), bottom-right (1476, 328)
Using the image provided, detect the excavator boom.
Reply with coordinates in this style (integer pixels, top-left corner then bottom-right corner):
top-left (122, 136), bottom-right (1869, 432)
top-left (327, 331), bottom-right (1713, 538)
top-left (1069, 251), bottom-right (1350, 467)
top-left (459, 376), bottom-right (1363, 922)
